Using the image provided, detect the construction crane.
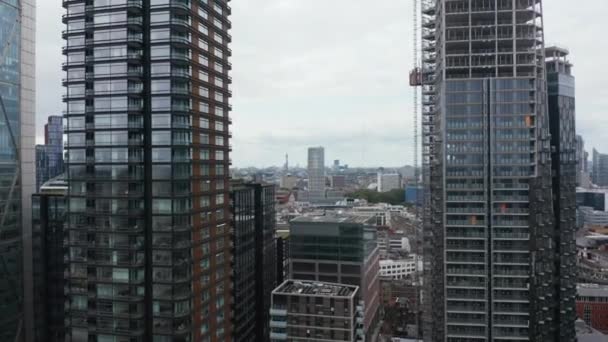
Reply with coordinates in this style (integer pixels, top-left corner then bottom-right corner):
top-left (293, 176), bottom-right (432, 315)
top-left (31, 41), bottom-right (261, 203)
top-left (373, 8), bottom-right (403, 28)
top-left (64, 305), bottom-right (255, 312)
top-left (409, 0), bottom-right (422, 338)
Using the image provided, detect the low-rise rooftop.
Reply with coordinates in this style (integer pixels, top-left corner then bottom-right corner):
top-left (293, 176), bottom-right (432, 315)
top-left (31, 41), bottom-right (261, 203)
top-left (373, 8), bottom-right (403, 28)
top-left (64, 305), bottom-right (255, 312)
top-left (578, 283), bottom-right (608, 298)
top-left (273, 280), bottom-right (358, 298)
top-left (291, 213), bottom-right (374, 225)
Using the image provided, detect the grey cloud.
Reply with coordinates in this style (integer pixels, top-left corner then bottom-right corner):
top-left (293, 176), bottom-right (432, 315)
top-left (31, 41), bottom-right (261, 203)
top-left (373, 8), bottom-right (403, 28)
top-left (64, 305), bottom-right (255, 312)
top-left (34, 0), bottom-right (607, 166)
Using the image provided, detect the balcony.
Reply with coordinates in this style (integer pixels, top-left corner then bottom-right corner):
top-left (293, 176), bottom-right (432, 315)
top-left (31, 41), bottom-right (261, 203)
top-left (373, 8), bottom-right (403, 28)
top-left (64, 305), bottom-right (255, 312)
top-left (269, 332), bottom-right (287, 340)
top-left (269, 320), bottom-right (287, 329)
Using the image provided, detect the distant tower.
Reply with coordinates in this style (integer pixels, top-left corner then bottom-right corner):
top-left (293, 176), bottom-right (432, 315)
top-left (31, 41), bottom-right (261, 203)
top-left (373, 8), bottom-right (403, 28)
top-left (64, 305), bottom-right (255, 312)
top-left (307, 147), bottom-right (325, 202)
top-left (284, 153), bottom-right (289, 173)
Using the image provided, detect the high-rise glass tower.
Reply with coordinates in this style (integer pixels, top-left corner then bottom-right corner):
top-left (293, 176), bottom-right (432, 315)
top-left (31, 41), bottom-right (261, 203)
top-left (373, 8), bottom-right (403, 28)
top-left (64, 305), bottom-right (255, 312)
top-left (546, 46), bottom-right (577, 341)
top-left (62, 0), bottom-right (233, 340)
top-left (307, 146), bottom-right (325, 202)
top-left (421, 0), bottom-right (574, 340)
top-left (36, 115), bottom-right (64, 191)
top-left (592, 148), bottom-right (608, 186)
top-left (0, 0), bottom-right (36, 341)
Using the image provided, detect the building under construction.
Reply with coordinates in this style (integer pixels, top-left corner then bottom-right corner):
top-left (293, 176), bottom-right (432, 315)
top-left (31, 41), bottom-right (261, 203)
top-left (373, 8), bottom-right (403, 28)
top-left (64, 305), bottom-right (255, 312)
top-left (414, 0), bottom-right (577, 340)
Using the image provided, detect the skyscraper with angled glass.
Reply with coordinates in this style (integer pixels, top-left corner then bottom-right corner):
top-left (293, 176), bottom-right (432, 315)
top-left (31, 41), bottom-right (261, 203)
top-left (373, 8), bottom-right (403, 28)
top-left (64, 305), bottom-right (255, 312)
top-left (62, 0), bottom-right (233, 340)
top-left (0, 0), bottom-right (36, 341)
top-left (420, 0), bottom-right (574, 340)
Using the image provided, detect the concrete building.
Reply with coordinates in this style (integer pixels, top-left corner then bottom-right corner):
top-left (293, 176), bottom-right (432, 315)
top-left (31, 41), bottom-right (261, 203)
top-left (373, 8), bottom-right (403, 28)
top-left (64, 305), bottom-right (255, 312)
top-left (231, 181), bottom-right (278, 342)
top-left (269, 280), bottom-right (361, 341)
top-left (62, 0), bottom-right (233, 340)
top-left (0, 0), bottom-right (36, 341)
top-left (593, 149), bottom-right (608, 187)
top-left (420, 0), bottom-right (576, 340)
top-left (35, 116), bottom-right (64, 191)
top-left (377, 168), bottom-right (402, 193)
top-left (576, 284), bottom-right (608, 334)
top-left (330, 174), bottom-right (347, 189)
top-left (574, 319), bottom-right (607, 342)
top-left (379, 257), bottom-right (419, 280)
top-left (280, 174), bottom-right (298, 190)
top-left (31, 176), bottom-right (68, 342)
top-left (289, 214), bottom-right (380, 340)
top-left (307, 147), bottom-right (325, 202)
top-left (578, 206), bottom-right (608, 227)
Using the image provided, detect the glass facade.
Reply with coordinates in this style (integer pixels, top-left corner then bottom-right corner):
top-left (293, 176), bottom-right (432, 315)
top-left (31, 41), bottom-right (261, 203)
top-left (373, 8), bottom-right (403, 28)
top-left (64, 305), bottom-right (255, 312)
top-left (62, 0), bottom-right (232, 340)
top-left (0, 1), bottom-right (23, 339)
top-left (546, 47), bottom-right (577, 341)
top-left (36, 116), bottom-right (64, 191)
top-left (288, 216), bottom-right (380, 339)
top-left (32, 178), bottom-right (69, 342)
top-left (421, 0), bottom-right (574, 341)
top-left (0, 0), bottom-right (35, 340)
top-left (230, 182), bottom-right (277, 342)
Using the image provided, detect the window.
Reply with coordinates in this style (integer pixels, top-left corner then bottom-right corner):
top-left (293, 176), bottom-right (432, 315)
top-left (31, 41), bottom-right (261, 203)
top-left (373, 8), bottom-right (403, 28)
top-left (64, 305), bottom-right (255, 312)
top-left (199, 39), bottom-right (208, 51)
top-left (200, 118), bottom-right (209, 129)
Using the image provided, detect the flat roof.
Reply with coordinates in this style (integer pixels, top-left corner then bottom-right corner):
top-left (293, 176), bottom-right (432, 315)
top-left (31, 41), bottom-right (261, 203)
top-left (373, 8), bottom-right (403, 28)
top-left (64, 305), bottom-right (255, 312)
top-left (273, 280), bottom-right (358, 298)
top-left (291, 214), bottom-right (374, 225)
top-left (578, 283), bottom-right (608, 298)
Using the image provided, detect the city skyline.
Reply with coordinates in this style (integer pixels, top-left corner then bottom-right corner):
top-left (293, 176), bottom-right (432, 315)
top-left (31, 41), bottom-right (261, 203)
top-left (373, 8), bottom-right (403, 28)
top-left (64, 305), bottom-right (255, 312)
top-left (35, 0), bottom-right (608, 167)
top-left (0, 0), bottom-right (600, 341)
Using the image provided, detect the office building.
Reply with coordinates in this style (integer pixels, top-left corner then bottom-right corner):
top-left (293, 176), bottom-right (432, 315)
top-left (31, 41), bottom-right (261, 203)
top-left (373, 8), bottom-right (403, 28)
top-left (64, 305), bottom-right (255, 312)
top-left (330, 174), bottom-right (346, 189)
top-left (379, 257), bottom-right (418, 280)
top-left (62, 1), bottom-right (233, 340)
top-left (31, 176), bottom-right (68, 342)
top-left (576, 135), bottom-right (589, 186)
top-left (307, 146), bottom-right (325, 202)
top-left (577, 188), bottom-right (608, 212)
top-left (280, 174), bottom-right (298, 190)
top-left (576, 284), bottom-right (608, 335)
top-left (420, 0), bottom-right (574, 340)
top-left (592, 149), bottom-right (608, 186)
top-left (546, 46), bottom-right (578, 336)
top-left (577, 206), bottom-right (608, 227)
top-left (276, 230), bottom-right (290, 285)
top-left (377, 168), bottom-right (402, 193)
top-left (230, 181), bottom-right (277, 342)
top-left (289, 214), bottom-right (380, 340)
top-left (35, 116), bottom-right (64, 191)
top-left (269, 280), bottom-right (361, 342)
top-left (0, 0), bottom-right (36, 341)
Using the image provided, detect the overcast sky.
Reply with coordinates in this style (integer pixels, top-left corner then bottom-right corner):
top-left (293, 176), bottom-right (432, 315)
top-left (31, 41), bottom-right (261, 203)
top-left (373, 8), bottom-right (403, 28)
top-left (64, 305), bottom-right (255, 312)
top-left (36, 1), bottom-right (607, 167)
